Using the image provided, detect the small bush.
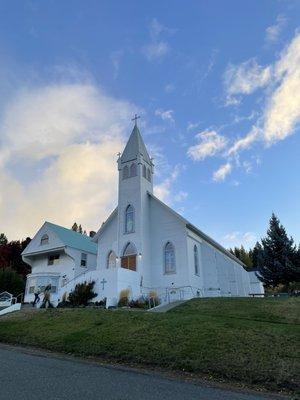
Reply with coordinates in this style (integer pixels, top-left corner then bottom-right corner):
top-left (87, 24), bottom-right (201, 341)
top-left (118, 288), bottom-right (130, 307)
top-left (68, 281), bottom-right (97, 307)
top-left (128, 297), bottom-right (148, 309)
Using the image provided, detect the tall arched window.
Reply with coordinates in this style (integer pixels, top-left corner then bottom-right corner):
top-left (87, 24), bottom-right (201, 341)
top-left (121, 242), bottom-right (137, 271)
top-left (142, 164), bottom-right (147, 178)
top-left (125, 205), bottom-right (134, 233)
top-left (40, 234), bottom-right (49, 245)
top-left (164, 242), bottom-right (176, 273)
top-left (130, 163), bottom-right (137, 177)
top-left (107, 251), bottom-right (117, 269)
top-left (123, 165), bottom-right (129, 180)
top-left (147, 168), bottom-right (151, 182)
top-left (194, 245), bottom-right (199, 275)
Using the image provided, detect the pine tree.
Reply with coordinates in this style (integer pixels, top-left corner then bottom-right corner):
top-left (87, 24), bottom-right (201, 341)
top-left (71, 223), bottom-right (78, 232)
top-left (256, 214), bottom-right (299, 286)
top-left (0, 233), bottom-right (8, 245)
top-left (78, 224), bottom-right (83, 234)
top-left (251, 242), bottom-right (264, 270)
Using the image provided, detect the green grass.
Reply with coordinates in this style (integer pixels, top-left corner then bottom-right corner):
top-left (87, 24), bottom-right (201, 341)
top-left (0, 298), bottom-right (299, 393)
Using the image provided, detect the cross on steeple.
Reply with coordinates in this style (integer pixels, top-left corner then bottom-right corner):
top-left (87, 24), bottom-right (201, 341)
top-left (131, 114), bottom-right (140, 126)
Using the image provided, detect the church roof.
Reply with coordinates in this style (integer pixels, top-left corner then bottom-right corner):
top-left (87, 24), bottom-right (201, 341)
top-left (120, 124), bottom-right (151, 165)
top-left (45, 222), bottom-right (97, 254)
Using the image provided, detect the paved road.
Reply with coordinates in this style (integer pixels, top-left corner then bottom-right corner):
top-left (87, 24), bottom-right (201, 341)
top-left (0, 345), bottom-right (281, 400)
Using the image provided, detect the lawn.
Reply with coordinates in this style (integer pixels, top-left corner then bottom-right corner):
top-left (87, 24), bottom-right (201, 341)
top-left (0, 297), bottom-right (299, 393)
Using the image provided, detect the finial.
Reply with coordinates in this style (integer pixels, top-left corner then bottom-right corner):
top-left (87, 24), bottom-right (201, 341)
top-left (131, 114), bottom-right (140, 127)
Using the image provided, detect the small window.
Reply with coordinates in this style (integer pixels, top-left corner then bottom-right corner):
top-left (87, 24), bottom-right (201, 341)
top-left (164, 242), bottom-right (176, 274)
top-left (50, 286), bottom-right (57, 294)
top-left (40, 234), bottom-right (49, 245)
top-left (130, 163), bottom-right (137, 177)
top-left (48, 254), bottom-right (60, 265)
top-left (29, 286), bottom-right (35, 294)
top-left (81, 253), bottom-right (87, 267)
top-left (194, 245), bottom-right (199, 275)
top-left (143, 165), bottom-right (147, 178)
top-left (147, 168), bottom-right (151, 182)
top-left (125, 204), bottom-right (135, 233)
top-left (107, 251), bottom-right (117, 268)
top-left (123, 165), bottom-right (129, 180)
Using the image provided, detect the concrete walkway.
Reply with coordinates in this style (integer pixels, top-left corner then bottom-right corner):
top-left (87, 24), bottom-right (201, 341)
top-left (148, 300), bottom-right (186, 312)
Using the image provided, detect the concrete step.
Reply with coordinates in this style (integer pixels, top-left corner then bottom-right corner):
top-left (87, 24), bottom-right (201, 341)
top-left (148, 300), bottom-right (186, 313)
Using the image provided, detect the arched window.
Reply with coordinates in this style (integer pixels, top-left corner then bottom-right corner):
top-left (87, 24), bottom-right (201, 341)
top-left (142, 164), bottom-right (147, 178)
top-left (121, 242), bottom-right (137, 271)
top-left (194, 245), bottom-right (199, 275)
top-left (164, 242), bottom-right (176, 273)
top-left (123, 165), bottom-right (129, 180)
top-left (147, 168), bottom-right (151, 182)
top-left (125, 205), bottom-right (134, 233)
top-left (40, 234), bottom-right (49, 245)
top-left (130, 163), bottom-right (137, 177)
top-left (107, 251), bottom-right (117, 269)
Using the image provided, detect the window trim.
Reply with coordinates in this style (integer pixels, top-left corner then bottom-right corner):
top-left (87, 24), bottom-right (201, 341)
top-left (40, 234), bottom-right (49, 246)
top-left (163, 241), bottom-right (176, 274)
top-left (122, 165), bottom-right (129, 180)
top-left (48, 253), bottom-right (60, 266)
top-left (107, 250), bottom-right (117, 269)
top-left (80, 253), bottom-right (87, 267)
top-left (124, 204), bottom-right (135, 234)
top-left (194, 244), bottom-right (199, 276)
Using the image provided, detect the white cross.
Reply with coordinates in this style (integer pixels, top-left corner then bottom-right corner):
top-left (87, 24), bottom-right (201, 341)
top-left (100, 278), bottom-right (107, 290)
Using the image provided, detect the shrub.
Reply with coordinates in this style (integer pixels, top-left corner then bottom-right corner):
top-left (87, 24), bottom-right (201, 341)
top-left (118, 288), bottom-right (130, 307)
top-left (128, 297), bottom-right (148, 309)
top-left (0, 268), bottom-right (25, 296)
top-left (68, 281), bottom-right (97, 307)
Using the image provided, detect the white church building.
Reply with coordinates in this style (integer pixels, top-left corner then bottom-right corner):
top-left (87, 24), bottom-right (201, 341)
top-left (23, 121), bottom-right (263, 307)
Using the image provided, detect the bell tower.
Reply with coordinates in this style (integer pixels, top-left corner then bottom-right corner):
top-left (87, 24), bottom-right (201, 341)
top-left (116, 116), bottom-right (154, 292)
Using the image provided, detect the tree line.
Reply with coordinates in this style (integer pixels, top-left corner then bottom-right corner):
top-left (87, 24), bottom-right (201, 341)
top-left (229, 213), bottom-right (300, 290)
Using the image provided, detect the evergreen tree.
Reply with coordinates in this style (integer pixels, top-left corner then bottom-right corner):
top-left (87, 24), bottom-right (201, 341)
top-left (256, 214), bottom-right (299, 286)
top-left (71, 223), bottom-right (78, 232)
top-left (251, 242), bottom-right (264, 270)
top-left (229, 246), bottom-right (253, 270)
top-left (78, 224), bottom-right (83, 234)
top-left (0, 233), bottom-right (8, 245)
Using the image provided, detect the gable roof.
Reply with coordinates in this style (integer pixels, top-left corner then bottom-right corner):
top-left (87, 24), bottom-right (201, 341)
top-left (120, 124), bottom-right (152, 165)
top-left (45, 222), bottom-right (97, 254)
top-left (92, 207), bottom-right (118, 242)
top-left (148, 192), bottom-right (246, 267)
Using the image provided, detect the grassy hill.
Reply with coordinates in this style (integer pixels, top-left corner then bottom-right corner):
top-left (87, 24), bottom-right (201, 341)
top-left (0, 297), bottom-right (299, 393)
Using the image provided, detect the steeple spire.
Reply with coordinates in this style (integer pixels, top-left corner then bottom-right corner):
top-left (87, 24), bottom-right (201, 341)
top-left (120, 116), bottom-right (151, 165)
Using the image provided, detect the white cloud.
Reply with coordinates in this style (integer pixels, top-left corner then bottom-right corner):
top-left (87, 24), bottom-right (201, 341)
top-left (226, 33), bottom-right (300, 155)
top-left (0, 81), bottom-right (135, 239)
top-left (224, 59), bottom-right (271, 104)
top-left (223, 231), bottom-right (256, 247)
top-left (143, 18), bottom-right (173, 61)
top-left (154, 165), bottom-right (182, 205)
top-left (143, 42), bottom-right (169, 61)
top-left (165, 83), bottom-right (175, 93)
top-left (263, 33), bottom-right (300, 144)
top-left (213, 162), bottom-right (232, 182)
top-left (155, 108), bottom-right (174, 123)
top-left (227, 126), bottom-right (261, 156)
top-left (174, 191), bottom-right (188, 202)
top-left (187, 130), bottom-right (227, 161)
top-left (265, 15), bottom-right (287, 44)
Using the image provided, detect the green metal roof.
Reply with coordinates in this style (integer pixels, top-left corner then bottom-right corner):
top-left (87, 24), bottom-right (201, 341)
top-left (46, 222), bottom-right (97, 254)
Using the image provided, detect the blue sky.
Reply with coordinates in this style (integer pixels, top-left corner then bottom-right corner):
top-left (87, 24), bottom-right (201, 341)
top-left (0, 1), bottom-right (299, 249)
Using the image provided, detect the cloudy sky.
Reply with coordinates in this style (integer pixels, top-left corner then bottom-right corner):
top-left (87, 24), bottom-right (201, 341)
top-left (0, 1), bottom-right (299, 249)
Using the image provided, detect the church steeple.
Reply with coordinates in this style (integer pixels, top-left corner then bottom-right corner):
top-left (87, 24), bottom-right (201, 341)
top-left (120, 117), bottom-right (152, 166)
